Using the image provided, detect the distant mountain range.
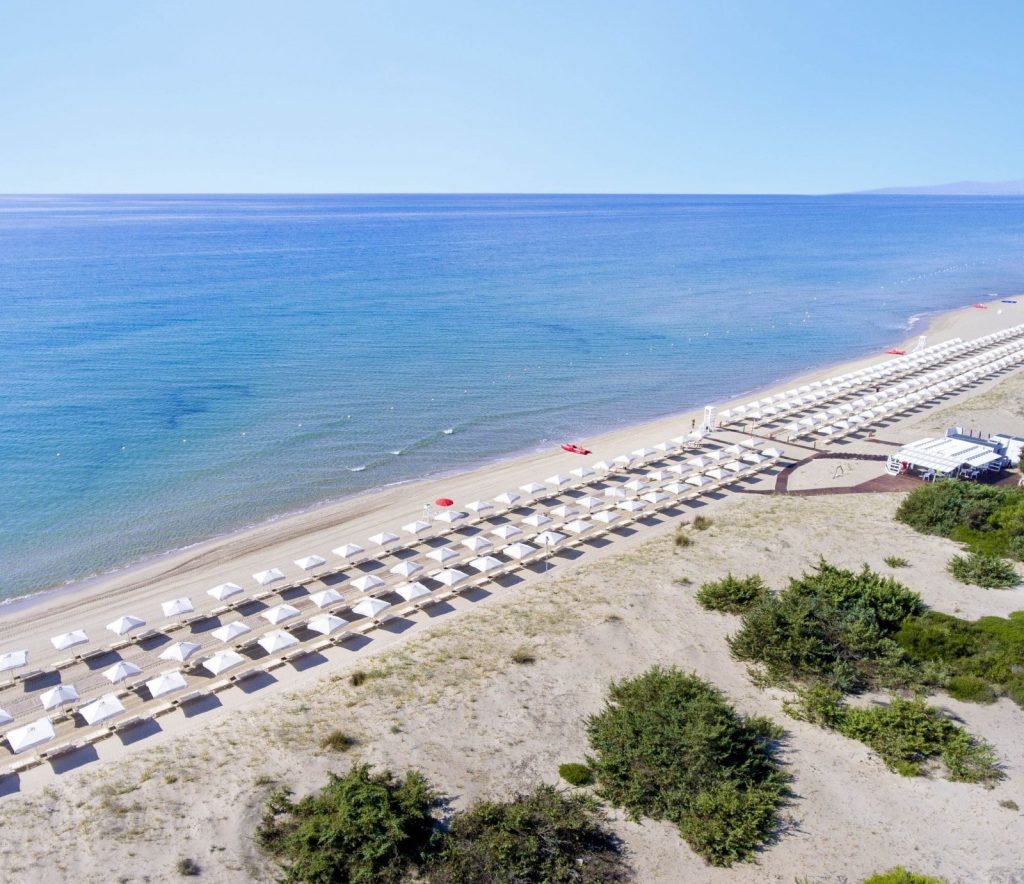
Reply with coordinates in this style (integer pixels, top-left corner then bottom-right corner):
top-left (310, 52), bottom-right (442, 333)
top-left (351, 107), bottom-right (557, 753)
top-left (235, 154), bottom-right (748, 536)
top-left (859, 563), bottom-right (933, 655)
top-left (855, 179), bottom-right (1024, 196)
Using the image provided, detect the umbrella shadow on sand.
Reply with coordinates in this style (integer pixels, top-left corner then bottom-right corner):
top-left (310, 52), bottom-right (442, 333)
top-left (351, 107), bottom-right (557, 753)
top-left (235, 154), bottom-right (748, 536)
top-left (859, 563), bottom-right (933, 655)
top-left (49, 744), bottom-right (99, 775)
top-left (181, 694), bottom-right (222, 719)
top-left (0, 773), bottom-right (21, 798)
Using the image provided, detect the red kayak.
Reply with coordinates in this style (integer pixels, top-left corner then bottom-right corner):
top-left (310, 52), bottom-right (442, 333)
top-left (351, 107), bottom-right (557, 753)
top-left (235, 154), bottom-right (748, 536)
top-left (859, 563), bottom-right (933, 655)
top-left (885, 348), bottom-right (905, 355)
top-left (561, 443), bottom-right (591, 455)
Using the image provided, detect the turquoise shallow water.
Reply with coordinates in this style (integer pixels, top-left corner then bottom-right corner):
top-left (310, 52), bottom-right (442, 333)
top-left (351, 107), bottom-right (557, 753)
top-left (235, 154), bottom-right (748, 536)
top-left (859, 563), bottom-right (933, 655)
top-left (1, 194), bottom-right (1023, 599)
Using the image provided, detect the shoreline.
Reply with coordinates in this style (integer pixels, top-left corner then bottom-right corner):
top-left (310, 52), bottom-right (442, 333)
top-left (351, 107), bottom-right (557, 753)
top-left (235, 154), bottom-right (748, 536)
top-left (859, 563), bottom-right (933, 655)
top-left (0, 296), bottom-right (1015, 627)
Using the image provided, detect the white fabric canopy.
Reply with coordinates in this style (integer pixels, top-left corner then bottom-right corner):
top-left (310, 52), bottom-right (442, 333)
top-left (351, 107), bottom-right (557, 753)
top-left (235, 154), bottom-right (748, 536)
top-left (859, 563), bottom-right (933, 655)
top-left (146, 669), bottom-right (188, 698)
top-left (257, 630), bottom-right (299, 654)
top-left (261, 604), bottom-right (300, 625)
top-left (369, 532), bottom-right (400, 547)
top-left (80, 693), bottom-right (126, 726)
top-left (426, 547), bottom-right (458, 563)
top-left (253, 569), bottom-right (286, 586)
top-left (40, 684), bottom-right (79, 710)
top-left (519, 482), bottom-right (546, 495)
top-left (395, 581), bottom-right (431, 601)
top-left (469, 555), bottom-right (503, 573)
top-left (351, 597), bottom-right (390, 619)
top-left (461, 536), bottom-right (493, 552)
top-left (390, 561), bottom-right (423, 578)
top-left (161, 597), bottom-right (194, 618)
top-left (212, 621), bottom-right (251, 642)
top-left (310, 588), bottom-right (345, 608)
top-left (465, 500), bottom-right (494, 515)
top-left (50, 630), bottom-right (89, 651)
top-left (307, 613), bottom-right (348, 635)
top-left (7, 717), bottom-right (55, 753)
top-left (402, 520), bottom-right (432, 536)
top-left (522, 512), bottom-right (551, 527)
top-left (107, 615), bottom-right (145, 636)
top-left (202, 650), bottom-right (246, 675)
top-left (208, 582), bottom-right (244, 601)
top-left (103, 661), bottom-right (142, 684)
top-left (159, 641), bottom-right (202, 662)
top-left (294, 555), bottom-right (327, 571)
top-left (351, 575), bottom-right (385, 592)
top-left (503, 542), bottom-right (537, 560)
top-left (491, 524), bottom-right (522, 540)
top-left (332, 543), bottom-right (365, 560)
top-left (434, 568), bottom-right (470, 587)
top-left (0, 650), bottom-right (28, 672)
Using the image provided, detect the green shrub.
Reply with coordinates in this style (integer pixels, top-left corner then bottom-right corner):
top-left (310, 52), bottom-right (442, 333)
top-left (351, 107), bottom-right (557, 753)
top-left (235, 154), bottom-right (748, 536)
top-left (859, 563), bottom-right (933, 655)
top-left (256, 764), bottom-right (438, 883)
top-left (692, 515), bottom-right (713, 531)
top-left (350, 670), bottom-right (368, 687)
top-left (895, 480), bottom-right (1007, 536)
top-left (1000, 799), bottom-right (1019, 811)
top-left (696, 573), bottom-right (770, 614)
top-left (785, 691), bottom-right (1002, 784)
top-left (945, 675), bottom-right (997, 703)
top-left (558, 763), bottom-right (594, 787)
top-left (884, 556), bottom-right (909, 568)
top-left (862, 867), bottom-right (945, 884)
top-left (175, 857), bottom-right (201, 876)
top-left (947, 552), bottom-right (1020, 588)
top-left (728, 561), bottom-right (923, 692)
top-left (428, 784), bottom-right (629, 883)
top-left (586, 666), bottom-right (788, 866)
top-left (1007, 534), bottom-right (1024, 561)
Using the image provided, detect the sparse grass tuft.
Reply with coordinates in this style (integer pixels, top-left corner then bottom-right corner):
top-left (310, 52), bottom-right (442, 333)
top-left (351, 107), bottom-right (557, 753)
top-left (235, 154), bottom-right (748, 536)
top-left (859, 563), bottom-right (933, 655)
top-left (511, 646), bottom-right (536, 665)
top-left (674, 527), bottom-right (693, 548)
top-left (350, 670), bottom-right (369, 687)
top-left (884, 556), bottom-right (909, 568)
top-left (692, 515), bottom-right (713, 531)
top-left (1000, 799), bottom-right (1019, 811)
top-left (175, 857), bottom-right (200, 877)
top-left (862, 867), bottom-right (945, 884)
top-left (320, 729), bottom-right (358, 752)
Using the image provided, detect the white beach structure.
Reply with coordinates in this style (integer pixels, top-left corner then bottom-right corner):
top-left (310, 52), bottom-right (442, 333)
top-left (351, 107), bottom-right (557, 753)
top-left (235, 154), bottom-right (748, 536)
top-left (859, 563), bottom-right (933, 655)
top-left (7, 717), bottom-right (55, 754)
top-left (426, 546), bottom-right (459, 564)
top-left (351, 597), bottom-right (390, 620)
top-left (261, 603), bottom-right (300, 625)
top-left (395, 581), bottom-right (432, 602)
top-left (390, 560), bottom-right (423, 578)
top-left (80, 693), bottom-right (126, 726)
top-left (146, 670), bottom-right (189, 698)
top-left (351, 575), bottom-right (385, 593)
top-left (368, 532), bottom-right (400, 550)
top-left (40, 684), bottom-right (79, 711)
top-left (294, 555), bottom-right (327, 571)
top-left (0, 650), bottom-right (28, 673)
top-left (307, 614), bottom-right (349, 635)
top-left (309, 588), bottom-right (345, 608)
top-left (102, 661), bottom-right (142, 684)
top-left (161, 597), bottom-right (194, 618)
top-left (208, 582), bottom-right (244, 601)
top-left (202, 650), bottom-right (246, 676)
top-left (107, 615), bottom-right (146, 637)
top-left (257, 630), bottom-right (299, 655)
top-left (253, 569), bottom-right (286, 586)
top-left (332, 543), bottom-right (366, 563)
top-left (212, 621), bottom-right (251, 642)
top-left (159, 641), bottom-right (202, 663)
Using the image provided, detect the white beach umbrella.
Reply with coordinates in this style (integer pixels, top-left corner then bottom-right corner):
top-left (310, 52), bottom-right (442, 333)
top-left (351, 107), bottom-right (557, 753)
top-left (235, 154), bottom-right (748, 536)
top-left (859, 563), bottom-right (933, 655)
top-left (704, 449), bottom-right (726, 462)
top-left (261, 603), bottom-right (300, 625)
top-left (253, 568), bottom-right (286, 586)
top-left (403, 520), bottom-right (433, 537)
top-left (545, 474), bottom-right (571, 489)
top-left (369, 532), bottom-right (400, 549)
top-left (762, 447), bottom-right (783, 459)
top-left (294, 555), bottom-right (327, 571)
top-left (161, 597), bottom-right (194, 618)
top-left (623, 479), bottom-right (648, 494)
top-left (575, 495), bottom-right (603, 511)
top-left (351, 597), bottom-right (390, 619)
top-left (257, 630), bottom-right (299, 654)
top-left (742, 452), bottom-right (767, 465)
top-left (592, 510), bottom-right (619, 526)
top-left (465, 499), bottom-right (494, 516)
top-left (107, 615), bottom-right (145, 637)
top-left (40, 684), bottom-right (79, 710)
top-left (664, 482), bottom-right (688, 495)
top-left (723, 443), bottom-right (744, 456)
top-left (434, 568), bottom-right (470, 588)
top-left (705, 467), bottom-right (728, 480)
top-left (7, 717), bottom-right (55, 754)
top-left (202, 650), bottom-right (246, 676)
top-left (0, 650), bottom-right (28, 673)
top-left (309, 588), bottom-right (345, 608)
top-left (603, 487), bottom-right (627, 500)
top-left (723, 460), bottom-right (746, 473)
top-left (535, 530), bottom-right (565, 548)
top-left (208, 582), bottom-right (243, 601)
top-left (569, 466), bottom-right (595, 480)
top-left (307, 613), bottom-right (349, 635)
top-left (102, 661), bottom-right (142, 684)
top-left (390, 560), bottom-right (423, 578)
top-left (641, 490), bottom-right (671, 505)
top-left (0, 709), bottom-right (12, 726)
top-left (332, 543), bottom-right (366, 562)
top-left (563, 518), bottom-right (594, 535)
top-left (632, 447), bottom-right (657, 461)
top-left (461, 535), bottom-right (493, 553)
top-left (160, 641), bottom-right (202, 663)
top-left (612, 455), bottom-right (635, 469)
top-left (146, 669), bottom-right (188, 698)
top-left (433, 510), bottom-right (467, 526)
top-left (519, 482), bottom-right (547, 496)
top-left (80, 693), bottom-right (126, 726)
top-left (494, 491), bottom-right (521, 508)
top-left (469, 555), bottom-right (504, 574)
top-left (646, 469), bottom-right (671, 482)
top-left (617, 499), bottom-right (646, 513)
top-left (351, 575), bottom-right (385, 593)
top-left (666, 463), bottom-right (688, 475)
top-left (549, 504), bottom-right (578, 519)
top-left (685, 474), bottom-right (713, 487)
top-left (503, 542), bottom-right (537, 561)
top-left (426, 546), bottom-right (458, 564)
top-left (653, 441), bottom-right (674, 454)
top-left (212, 621), bottom-right (251, 642)
top-left (687, 455), bottom-right (711, 469)
top-left (491, 524), bottom-right (522, 540)
top-left (522, 512), bottom-right (551, 528)
top-left (591, 460), bottom-right (613, 473)
top-left (395, 581), bottom-right (431, 602)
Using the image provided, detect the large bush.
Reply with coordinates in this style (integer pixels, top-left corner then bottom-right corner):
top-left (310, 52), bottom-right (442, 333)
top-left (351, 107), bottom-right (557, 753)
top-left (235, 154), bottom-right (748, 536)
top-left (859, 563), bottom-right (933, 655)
top-left (784, 689), bottom-right (1002, 784)
top-left (728, 562), bottom-right (923, 692)
top-left (696, 573), bottom-right (770, 614)
top-left (586, 666), bottom-right (788, 867)
top-left (428, 785), bottom-right (629, 883)
top-left (862, 867), bottom-right (945, 884)
top-left (256, 765), bottom-right (438, 884)
top-left (894, 480), bottom-right (1008, 537)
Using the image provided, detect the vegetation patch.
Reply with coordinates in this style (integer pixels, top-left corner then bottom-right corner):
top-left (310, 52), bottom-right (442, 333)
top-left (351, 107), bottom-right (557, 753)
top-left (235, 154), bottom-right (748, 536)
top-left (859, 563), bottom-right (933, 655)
top-left (558, 762), bottom-right (594, 787)
top-left (728, 561), bottom-right (923, 692)
top-left (894, 609), bottom-right (1024, 707)
top-left (884, 556), bottom-right (909, 568)
top-left (691, 515), bottom-right (713, 531)
top-left (696, 573), bottom-right (770, 614)
top-left (428, 784), bottom-right (629, 883)
top-left (175, 857), bottom-right (201, 877)
top-left (947, 552), bottom-right (1019, 588)
top-left (320, 729), bottom-right (358, 752)
top-left (862, 867), bottom-right (945, 884)
top-left (784, 686), bottom-right (1002, 784)
top-left (586, 666), bottom-right (788, 867)
top-left (673, 527), bottom-right (693, 548)
top-left (256, 764), bottom-right (438, 883)
top-left (511, 646), bottom-right (536, 665)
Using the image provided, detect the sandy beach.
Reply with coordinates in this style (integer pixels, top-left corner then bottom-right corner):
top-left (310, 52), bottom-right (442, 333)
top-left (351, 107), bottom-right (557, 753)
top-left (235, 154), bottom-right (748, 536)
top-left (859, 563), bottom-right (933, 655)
top-left (1, 297), bottom-right (1023, 882)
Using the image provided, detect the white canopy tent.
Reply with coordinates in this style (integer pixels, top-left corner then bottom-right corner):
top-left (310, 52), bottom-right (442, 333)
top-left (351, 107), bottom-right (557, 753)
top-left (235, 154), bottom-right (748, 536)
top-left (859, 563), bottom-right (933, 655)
top-left (261, 604), bottom-right (300, 625)
top-left (7, 717), bottom-right (55, 753)
top-left (390, 560), bottom-right (423, 578)
top-left (253, 569), bottom-right (286, 586)
top-left (50, 630), bottom-right (88, 651)
top-left (212, 621), bottom-right (251, 642)
top-left (103, 661), bottom-right (142, 684)
top-left (159, 641), bottom-right (202, 663)
top-left (107, 615), bottom-right (146, 637)
top-left (257, 630), bottom-right (299, 654)
top-left (146, 669), bottom-right (188, 698)
top-left (40, 684), bottom-right (79, 710)
top-left (0, 650), bottom-right (28, 673)
top-left (351, 575), bottom-right (385, 593)
top-left (307, 614), bottom-right (349, 635)
top-left (202, 650), bottom-right (246, 676)
top-left (294, 555), bottom-right (327, 571)
top-left (80, 693), bottom-right (126, 726)
top-left (395, 581), bottom-right (432, 602)
top-left (208, 582), bottom-right (244, 601)
top-left (309, 588), bottom-right (345, 608)
top-left (332, 543), bottom-right (366, 562)
top-left (351, 597), bottom-right (390, 619)
top-left (161, 597), bottom-right (194, 618)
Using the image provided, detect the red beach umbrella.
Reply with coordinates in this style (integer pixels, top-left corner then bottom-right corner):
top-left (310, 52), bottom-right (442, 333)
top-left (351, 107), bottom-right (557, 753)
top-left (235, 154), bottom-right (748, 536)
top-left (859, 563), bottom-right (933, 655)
top-left (435, 497), bottom-right (454, 507)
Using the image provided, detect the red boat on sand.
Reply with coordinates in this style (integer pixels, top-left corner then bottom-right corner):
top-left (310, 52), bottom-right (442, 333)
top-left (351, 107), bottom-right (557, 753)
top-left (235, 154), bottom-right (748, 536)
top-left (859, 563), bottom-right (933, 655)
top-left (561, 442), bottom-right (591, 455)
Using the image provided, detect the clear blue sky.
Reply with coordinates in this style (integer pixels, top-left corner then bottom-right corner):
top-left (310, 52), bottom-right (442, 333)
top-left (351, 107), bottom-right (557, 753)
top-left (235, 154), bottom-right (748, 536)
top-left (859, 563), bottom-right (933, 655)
top-left (1, 1), bottom-right (1021, 193)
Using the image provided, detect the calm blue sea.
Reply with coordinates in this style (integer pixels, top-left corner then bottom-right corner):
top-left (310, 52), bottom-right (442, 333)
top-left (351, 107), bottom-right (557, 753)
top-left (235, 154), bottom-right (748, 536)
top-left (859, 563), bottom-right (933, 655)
top-left (2, 194), bottom-right (1023, 600)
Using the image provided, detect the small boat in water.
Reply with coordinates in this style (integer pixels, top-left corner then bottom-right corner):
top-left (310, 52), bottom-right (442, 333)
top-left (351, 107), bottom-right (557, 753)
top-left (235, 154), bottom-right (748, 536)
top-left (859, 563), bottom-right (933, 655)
top-left (885, 348), bottom-right (905, 355)
top-left (561, 443), bottom-right (591, 455)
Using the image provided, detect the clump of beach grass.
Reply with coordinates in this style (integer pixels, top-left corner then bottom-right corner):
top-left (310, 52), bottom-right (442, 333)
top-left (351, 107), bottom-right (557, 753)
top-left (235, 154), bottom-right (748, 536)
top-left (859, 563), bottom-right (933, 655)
top-left (175, 857), bottom-right (201, 876)
top-left (884, 556), bottom-right (909, 568)
top-left (692, 515), bottom-right (713, 531)
top-left (320, 729), bottom-right (358, 752)
top-left (511, 646), bottom-right (536, 665)
top-left (673, 527), bottom-right (693, 549)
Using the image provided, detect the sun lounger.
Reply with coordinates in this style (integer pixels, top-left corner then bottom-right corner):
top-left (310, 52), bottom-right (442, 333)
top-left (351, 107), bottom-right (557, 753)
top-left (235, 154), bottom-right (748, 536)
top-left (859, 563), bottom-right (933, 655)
top-left (150, 702), bottom-right (175, 717)
top-left (40, 742), bottom-right (78, 761)
top-left (173, 690), bottom-right (207, 707)
top-left (109, 716), bottom-right (145, 734)
top-left (228, 668), bottom-right (258, 683)
top-left (8, 755), bottom-right (39, 774)
top-left (208, 679), bottom-right (232, 693)
top-left (51, 658), bottom-right (76, 671)
top-left (15, 668), bottom-right (45, 681)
